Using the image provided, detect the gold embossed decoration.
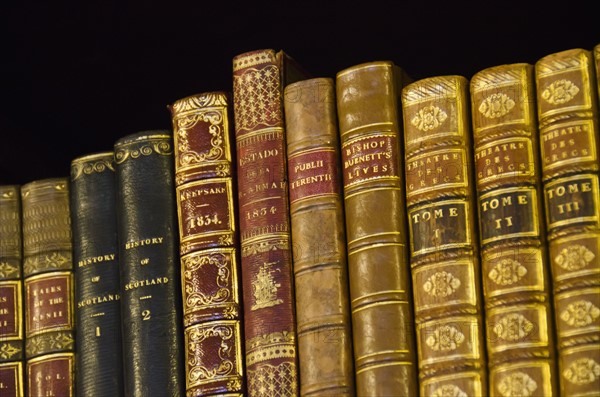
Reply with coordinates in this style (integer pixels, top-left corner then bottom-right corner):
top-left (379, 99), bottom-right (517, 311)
top-left (251, 261), bottom-right (283, 310)
top-left (555, 245), bottom-right (596, 271)
top-left (172, 93), bottom-right (228, 113)
top-left (478, 93), bottom-right (515, 118)
top-left (183, 253), bottom-right (231, 308)
top-left (70, 157), bottom-right (114, 180)
top-left (26, 332), bottom-right (75, 357)
top-left (23, 252), bottom-right (71, 275)
top-left (175, 110), bottom-right (224, 167)
top-left (423, 271), bottom-right (461, 297)
top-left (563, 358), bottom-right (600, 385)
top-left (560, 300), bottom-right (600, 327)
top-left (187, 325), bottom-right (236, 384)
top-left (425, 325), bottom-right (465, 352)
top-left (233, 65), bottom-right (281, 131)
top-left (488, 259), bottom-right (528, 286)
top-left (242, 239), bottom-right (288, 258)
top-left (411, 105), bottom-right (448, 131)
top-left (0, 343), bottom-right (20, 359)
top-left (247, 362), bottom-right (296, 397)
top-left (432, 384), bottom-right (468, 397)
top-left (493, 314), bottom-right (534, 341)
top-left (541, 79), bottom-right (580, 105)
top-left (114, 140), bottom-right (172, 164)
top-left (497, 372), bottom-right (537, 397)
top-left (0, 262), bottom-right (19, 278)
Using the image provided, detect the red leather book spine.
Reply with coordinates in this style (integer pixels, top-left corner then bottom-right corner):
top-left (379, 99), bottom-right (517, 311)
top-left (170, 92), bottom-right (245, 397)
top-left (232, 49), bottom-right (303, 397)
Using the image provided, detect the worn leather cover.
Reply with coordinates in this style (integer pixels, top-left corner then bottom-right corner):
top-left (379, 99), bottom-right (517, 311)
top-left (21, 178), bottom-right (75, 397)
top-left (170, 92), bottom-right (244, 397)
top-left (284, 78), bottom-right (355, 396)
top-left (403, 76), bottom-right (487, 396)
top-left (336, 61), bottom-right (417, 396)
top-left (0, 185), bottom-right (24, 397)
top-left (70, 152), bottom-right (123, 396)
top-left (232, 49), bottom-right (307, 397)
top-left (114, 131), bottom-right (184, 397)
top-left (471, 64), bottom-right (559, 396)
top-left (535, 49), bottom-right (600, 396)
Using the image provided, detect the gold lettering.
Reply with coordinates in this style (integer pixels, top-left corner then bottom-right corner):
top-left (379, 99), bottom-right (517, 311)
top-left (77, 293), bottom-right (121, 308)
top-left (125, 237), bottom-right (164, 250)
top-left (239, 149), bottom-right (279, 166)
top-left (124, 277), bottom-right (169, 291)
top-left (546, 182), bottom-right (593, 199)
top-left (78, 253), bottom-right (116, 267)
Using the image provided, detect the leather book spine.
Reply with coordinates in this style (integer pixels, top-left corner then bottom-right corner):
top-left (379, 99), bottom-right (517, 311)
top-left (402, 76), bottom-right (487, 396)
top-left (21, 178), bottom-right (75, 397)
top-left (232, 49), bottom-right (303, 397)
top-left (0, 185), bottom-right (24, 397)
top-left (336, 61), bottom-right (417, 396)
top-left (535, 49), bottom-right (600, 396)
top-left (170, 92), bottom-right (244, 397)
top-left (471, 63), bottom-right (559, 396)
top-left (114, 131), bottom-right (184, 397)
top-left (284, 78), bottom-right (355, 396)
top-left (70, 152), bottom-right (124, 396)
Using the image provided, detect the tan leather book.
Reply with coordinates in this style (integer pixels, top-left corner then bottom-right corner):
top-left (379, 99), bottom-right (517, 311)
top-left (21, 178), bottom-right (75, 397)
top-left (284, 78), bottom-right (355, 396)
top-left (471, 63), bottom-right (559, 397)
top-left (535, 48), bottom-right (600, 397)
top-left (402, 75), bottom-right (487, 396)
top-left (170, 92), bottom-right (245, 396)
top-left (232, 49), bottom-right (308, 397)
top-left (0, 185), bottom-right (24, 397)
top-left (336, 61), bottom-right (417, 396)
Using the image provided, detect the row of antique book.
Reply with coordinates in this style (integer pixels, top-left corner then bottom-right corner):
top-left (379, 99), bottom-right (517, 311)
top-left (1, 43), bottom-right (599, 397)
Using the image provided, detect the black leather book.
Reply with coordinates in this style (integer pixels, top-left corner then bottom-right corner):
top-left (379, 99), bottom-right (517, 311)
top-left (70, 152), bottom-right (124, 396)
top-left (114, 131), bottom-right (184, 397)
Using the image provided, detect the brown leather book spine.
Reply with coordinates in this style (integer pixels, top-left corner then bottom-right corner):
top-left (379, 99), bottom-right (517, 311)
top-left (170, 92), bottom-right (245, 397)
top-left (402, 76), bottom-right (487, 396)
top-left (471, 63), bottom-right (559, 396)
top-left (336, 61), bottom-right (417, 396)
top-left (284, 78), bottom-right (355, 396)
top-left (232, 49), bottom-right (304, 397)
top-left (535, 49), bottom-right (600, 396)
top-left (0, 186), bottom-right (24, 397)
top-left (21, 178), bottom-right (75, 397)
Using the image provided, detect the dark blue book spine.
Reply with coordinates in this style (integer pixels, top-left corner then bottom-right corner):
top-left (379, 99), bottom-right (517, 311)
top-left (71, 152), bottom-right (124, 396)
top-left (114, 131), bottom-right (184, 397)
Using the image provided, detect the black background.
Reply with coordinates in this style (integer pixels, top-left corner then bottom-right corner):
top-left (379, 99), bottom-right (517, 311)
top-left (2, 1), bottom-right (599, 185)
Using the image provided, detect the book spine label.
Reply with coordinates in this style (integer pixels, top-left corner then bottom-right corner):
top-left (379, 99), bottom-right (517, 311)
top-left (403, 76), bottom-right (487, 396)
top-left (27, 353), bottom-right (74, 397)
top-left (336, 62), bottom-right (417, 396)
top-left (21, 178), bottom-right (75, 397)
top-left (70, 152), bottom-right (123, 396)
top-left (233, 49), bottom-right (298, 397)
top-left (114, 132), bottom-right (184, 397)
top-left (472, 63), bottom-right (558, 395)
top-left (171, 92), bottom-right (245, 396)
top-left (536, 48), bottom-right (600, 397)
top-left (284, 78), bottom-right (355, 396)
top-left (0, 362), bottom-right (23, 397)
